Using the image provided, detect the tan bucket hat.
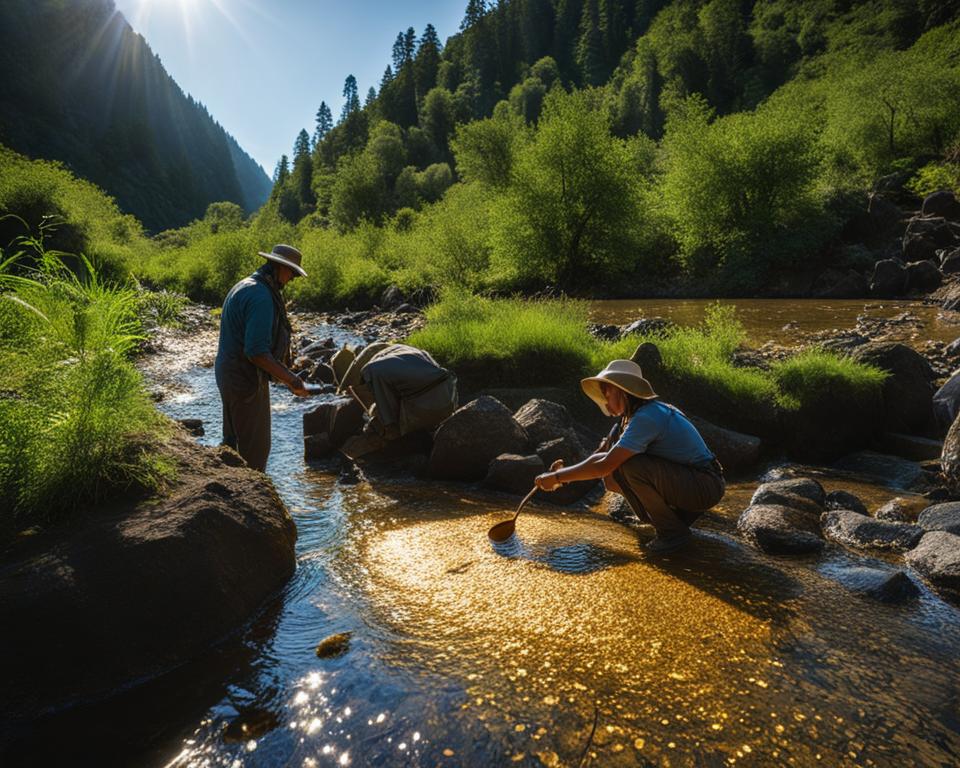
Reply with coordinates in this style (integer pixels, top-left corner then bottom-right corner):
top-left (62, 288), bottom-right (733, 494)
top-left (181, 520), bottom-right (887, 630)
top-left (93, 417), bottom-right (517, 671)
top-left (581, 359), bottom-right (658, 416)
top-left (258, 244), bottom-right (307, 277)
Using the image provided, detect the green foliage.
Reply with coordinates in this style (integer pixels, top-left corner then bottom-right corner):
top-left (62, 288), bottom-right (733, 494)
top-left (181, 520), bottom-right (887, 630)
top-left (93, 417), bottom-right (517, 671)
top-left (907, 161), bottom-right (960, 198)
top-left (0, 249), bottom-right (171, 534)
top-left (658, 94), bottom-right (830, 287)
top-left (772, 349), bottom-right (887, 411)
top-left (451, 108), bottom-right (530, 188)
top-left (491, 88), bottom-right (653, 288)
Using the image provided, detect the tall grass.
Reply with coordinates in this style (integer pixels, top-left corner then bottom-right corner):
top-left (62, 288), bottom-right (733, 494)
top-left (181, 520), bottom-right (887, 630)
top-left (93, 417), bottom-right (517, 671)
top-left (772, 350), bottom-right (888, 410)
top-left (0, 234), bottom-right (171, 536)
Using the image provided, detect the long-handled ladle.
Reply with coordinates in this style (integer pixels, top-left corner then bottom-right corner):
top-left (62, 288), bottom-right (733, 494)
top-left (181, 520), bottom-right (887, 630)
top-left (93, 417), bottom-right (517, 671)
top-left (487, 484), bottom-right (539, 543)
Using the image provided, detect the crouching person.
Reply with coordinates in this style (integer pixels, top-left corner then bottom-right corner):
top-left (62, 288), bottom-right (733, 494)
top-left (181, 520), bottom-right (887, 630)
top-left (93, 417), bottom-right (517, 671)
top-left (534, 360), bottom-right (724, 553)
top-left (333, 342), bottom-right (458, 453)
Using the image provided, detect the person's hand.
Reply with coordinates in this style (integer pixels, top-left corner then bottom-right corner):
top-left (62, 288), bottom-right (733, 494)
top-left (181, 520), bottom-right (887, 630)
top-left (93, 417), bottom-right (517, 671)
top-left (535, 472), bottom-right (562, 492)
top-left (549, 459), bottom-right (565, 472)
top-left (287, 375), bottom-right (310, 397)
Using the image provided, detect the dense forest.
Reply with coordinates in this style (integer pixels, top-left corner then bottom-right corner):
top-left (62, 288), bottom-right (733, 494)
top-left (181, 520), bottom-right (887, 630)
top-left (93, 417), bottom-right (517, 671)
top-left (1, 0), bottom-right (959, 302)
top-left (0, 0), bottom-right (270, 232)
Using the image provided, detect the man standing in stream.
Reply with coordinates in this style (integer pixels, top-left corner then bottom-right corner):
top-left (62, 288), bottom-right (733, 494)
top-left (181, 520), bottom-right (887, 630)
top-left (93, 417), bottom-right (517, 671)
top-left (215, 244), bottom-right (311, 471)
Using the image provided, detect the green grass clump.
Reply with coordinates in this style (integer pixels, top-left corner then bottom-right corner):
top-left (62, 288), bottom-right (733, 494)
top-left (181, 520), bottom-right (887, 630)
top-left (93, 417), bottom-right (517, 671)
top-left (407, 290), bottom-right (595, 385)
top-left (772, 349), bottom-right (887, 410)
top-left (0, 248), bottom-right (172, 536)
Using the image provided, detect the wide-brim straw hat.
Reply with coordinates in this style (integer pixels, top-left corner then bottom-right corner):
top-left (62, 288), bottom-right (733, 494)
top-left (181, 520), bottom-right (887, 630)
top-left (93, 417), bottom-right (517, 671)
top-left (258, 243), bottom-right (307, 278)
top-left (581, 359), bottom-right (658, 416)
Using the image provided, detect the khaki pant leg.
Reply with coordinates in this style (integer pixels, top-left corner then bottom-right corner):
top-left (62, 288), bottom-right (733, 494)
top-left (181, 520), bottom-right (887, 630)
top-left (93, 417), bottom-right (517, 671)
top-left (220, 383), bottom-right (271, 471)
top-left (612, 454), bottom-right (724, 536)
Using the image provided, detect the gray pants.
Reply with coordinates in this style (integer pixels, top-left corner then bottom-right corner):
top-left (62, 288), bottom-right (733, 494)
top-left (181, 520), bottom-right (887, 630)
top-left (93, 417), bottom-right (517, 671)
top-left (220, 382), bottom-right (271, 472)
top-left (612, 453), bottom-right (725, 536)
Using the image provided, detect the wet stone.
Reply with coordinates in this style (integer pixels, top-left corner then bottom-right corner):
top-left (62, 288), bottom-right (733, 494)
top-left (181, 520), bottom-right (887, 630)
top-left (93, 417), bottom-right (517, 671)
top-left (751, 478), bottom-right (826, 510)
top-left (918, 502), bottom-right (960, 535)
top-left (484, 454), bottom-right (544, 496)
top-left (177, 418), bottom-right (204, 436)
top-left (875, 496), bottom-right (919, 522)
top-left (825, 490), bottom-right (868, 516)
top-left (830, 565), bottom-right (920, 603)
top-left (905, 531), bottom-right (960, 599)
top-left (737, 504), bottom-right (824, 556)
top-left (833, 451), bottom-right (926, 489)
top-left (315, 632), bottom-right (352, 659)
top-left (821, 510), bottom-right (924, 551)
top-left (749, 488), bottom-right (823, 517)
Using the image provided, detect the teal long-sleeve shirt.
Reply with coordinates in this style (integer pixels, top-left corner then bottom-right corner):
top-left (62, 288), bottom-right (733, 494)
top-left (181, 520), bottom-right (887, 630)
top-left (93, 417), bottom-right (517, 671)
top-left (215, 275), bottom-right (275, 397)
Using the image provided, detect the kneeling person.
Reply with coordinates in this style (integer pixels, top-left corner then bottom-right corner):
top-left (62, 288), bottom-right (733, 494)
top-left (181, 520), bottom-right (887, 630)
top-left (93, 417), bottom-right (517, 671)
top-left (535, 359), bottom-right (724, 553)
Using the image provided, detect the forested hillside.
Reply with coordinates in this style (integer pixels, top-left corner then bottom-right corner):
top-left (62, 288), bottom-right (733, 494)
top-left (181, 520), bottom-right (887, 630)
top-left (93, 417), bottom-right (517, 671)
top-left (0, 0), bottom-right (270, 232)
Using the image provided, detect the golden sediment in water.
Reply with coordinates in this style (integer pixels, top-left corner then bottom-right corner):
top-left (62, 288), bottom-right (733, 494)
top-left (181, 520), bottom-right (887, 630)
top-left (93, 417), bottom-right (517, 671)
top-left (358, 509), bottom-right (797, 763)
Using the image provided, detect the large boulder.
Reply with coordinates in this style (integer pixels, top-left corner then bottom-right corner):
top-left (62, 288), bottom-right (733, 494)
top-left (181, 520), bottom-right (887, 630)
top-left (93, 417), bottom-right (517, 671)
top-left (828, 565), bottom-right (919, 603)
top-left (870, 259), bottom-right (908, 297)
top-left (429, 396), bottom-right (528, 481)
top-left (941, 411), bottom-right (960, 494)
top-left (850, 342), bottom-right (935, 434)
top-left (905, 531), bottom-right (960, 599)
top-left (0, 436), bottom-right (296, 722)
top-left (513, 399), bottom-right (579, 447)
top-left (737, 504), bottom-right (824, 555)
top-left (483, 453), bottom-right (544, 495)
top-left (879, 432), bottom-right (944, 461)
top-left (688, 416), bottom-right (761, 474)
top-left (918, 502), bottom-right (960, 535)
top-left (821, 510), bottom-right (923, 551)
top-left (901, 233), bottom-right (940, 264)
top-left (906, 260), bottom-right (943, 293)
top-left (941, 248), bottom-right (960, 274)
top-left (922, 190), bottom-right (960, 221)
top-left (905, 215), bottom-right (958, 249)
top-left (868, 193), bottom-right (904, 235)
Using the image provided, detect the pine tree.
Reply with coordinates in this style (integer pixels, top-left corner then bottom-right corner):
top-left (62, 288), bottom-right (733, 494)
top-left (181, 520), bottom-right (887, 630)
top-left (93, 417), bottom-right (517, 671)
top-left (461, 0), bottom-right (487, 31)
top-left (392, 32), bottom-right (407, 70)
top-left (365, 86), bottom-right (377, 108)
top-left (341, 75), bottom-right (360, 121)
top-left (576, 0), bottom-right (606, 85)
top-left (293, 128), bottom-right (310, 160)
top-left (381, 65), bottom-right (395, 90)
top-left (313, 101), bottom-right (333, 146)
top-left (415, 24), bottom-right (442, 102)
top-left (403, 27), bottom-right (417, 62)
top-left (271, 154), bottom-right (289, 197)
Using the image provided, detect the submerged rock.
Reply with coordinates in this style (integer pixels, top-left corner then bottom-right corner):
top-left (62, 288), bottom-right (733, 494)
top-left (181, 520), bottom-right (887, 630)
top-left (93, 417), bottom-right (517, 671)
top-left (429, 396), bottom-right (528, 481)
top-left (918, 502), bottom-right (960, 535)
top-left (821, 510), bottom-right (923, 551)
top-left (905, 531), bottom-right (960, 599)
top-left (825, 490), bottom-right (868, 516)
top-left (833, 451), bottom-right (926, 489)
top-left (737, 504), bottom-right (824, 555)
top-left (315, 632), bottom-right (352, 659)
top-left (874, 497), bottom-right (919, 522)
top-left (829, 565), bottom-right (919, 603)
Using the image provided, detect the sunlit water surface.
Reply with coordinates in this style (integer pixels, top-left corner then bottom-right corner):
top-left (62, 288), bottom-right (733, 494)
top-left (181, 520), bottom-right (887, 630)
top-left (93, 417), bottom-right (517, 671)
top-left (12, 309), bottom-right (960, 767)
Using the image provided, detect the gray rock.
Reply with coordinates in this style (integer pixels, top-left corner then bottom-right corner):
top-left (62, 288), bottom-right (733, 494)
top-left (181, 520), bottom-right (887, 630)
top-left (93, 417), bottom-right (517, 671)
top-left (380, 284), bottom-right (405, 309)
top-left (631, 341), bottom-right (663, 374)
top-left (880, 432), bottom-right (944, 461)
top-left (901, 233), bottom-right (939, 264)
top-left (307, 361), bottom-right (335, 385)
top-left (604, 493), bottom-right (639, 523)
top-left (918, 502), bottom-right (960, 535)
top-left (429, 397), bottom-right (529, 481)
top-left (177, 418), bottom-right (204, 437)
top-left (825, 490), bottom-right (868, 516)
top-left (834, 451), bottom-right (926, 489)
top-left (750, 488), bottom-right (823, 517)
top-left (513, 399), bottom-right (577, 447)
top-left (751, 477), bottom-right (826, 508)
top-left (821, 510), bottom-right (923, 551)
top-left (874, 497), bottom-right (919, 522)
top-left (829, 565), bottom-right (919, 603)
top-left (688, 416), bottom-right (761, 474)
top-left (621, 317), bottom-right (674, 337)
top-left (906, 260), bottom-right (943, 293)
top-left (905, 215), bottom-right (958, 248)
top-left (941, 411), bottom-right (960, 494)
top-left (923, 190), bottom-right (960, 221)
top-left (905, 531), bottom-right (960, 598)
top-left (934, 370), bottom-right (960, 429)
top-left (850, 342), bottom-right (936, 434)
top-left (484, 453), bottom-right (545, 495)
top-left (941, 248), bottom-right (960, 274)
top-left (737, 504), bottom-right (824, 555)
top-left (536, 434), bottom-right (586, 468)
top-left (303, 397), bottom-right (365, 448)
top-left (870, 258), bottom-right (908, 297)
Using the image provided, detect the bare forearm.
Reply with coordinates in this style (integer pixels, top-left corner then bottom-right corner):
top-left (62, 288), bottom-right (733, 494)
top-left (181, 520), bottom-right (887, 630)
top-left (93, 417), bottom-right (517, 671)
top-left (249, 352), bottom-right (297, 386)
top-left (553, 452), bottom-right (612, 483)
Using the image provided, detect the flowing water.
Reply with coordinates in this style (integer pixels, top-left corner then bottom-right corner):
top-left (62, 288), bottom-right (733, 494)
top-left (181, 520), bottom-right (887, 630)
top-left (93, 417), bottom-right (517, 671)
top-left (10, 303), bottom-right (960, 767)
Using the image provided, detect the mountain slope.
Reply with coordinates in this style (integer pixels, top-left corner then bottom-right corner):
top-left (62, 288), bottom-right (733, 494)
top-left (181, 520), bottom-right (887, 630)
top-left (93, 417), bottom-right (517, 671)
top-left (0, 0), bottom-right (270, 232)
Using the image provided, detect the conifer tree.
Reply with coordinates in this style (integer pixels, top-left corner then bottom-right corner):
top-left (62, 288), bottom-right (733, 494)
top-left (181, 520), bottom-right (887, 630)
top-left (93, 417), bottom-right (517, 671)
top-left (341, 75), bottom-right (360, 121)
top-left (365, 87), bottom-right (378, 108)
top-left (313, 101), bottom-right (333, 146)
top-left (381, 66), bottom-right (395, 90)
top-left (415, 24), bottom-right (442, 99)
top-left (461, 0), bottom-right (487, 30)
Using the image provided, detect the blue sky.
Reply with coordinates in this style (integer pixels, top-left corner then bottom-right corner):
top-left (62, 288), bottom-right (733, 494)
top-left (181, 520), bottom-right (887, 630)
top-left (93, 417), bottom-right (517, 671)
top-left (112, 0), bottom-right (466, 175)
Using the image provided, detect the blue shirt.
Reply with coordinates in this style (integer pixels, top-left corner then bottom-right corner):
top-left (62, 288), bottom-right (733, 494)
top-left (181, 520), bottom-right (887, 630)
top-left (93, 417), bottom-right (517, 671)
top-left (214, 275), bottom-right (275, 397)
top-left (615, 400), bottom-right (714, 466)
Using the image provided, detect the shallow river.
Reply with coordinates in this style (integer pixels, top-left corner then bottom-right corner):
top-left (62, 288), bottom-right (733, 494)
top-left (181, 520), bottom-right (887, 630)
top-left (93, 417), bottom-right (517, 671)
top-left (13, 303), bottom-right (960, 767)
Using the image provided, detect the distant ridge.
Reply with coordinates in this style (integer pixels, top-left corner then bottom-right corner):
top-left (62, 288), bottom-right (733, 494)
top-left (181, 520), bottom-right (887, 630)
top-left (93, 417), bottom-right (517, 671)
top-left (0, 0), bottom-right (270, 232)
